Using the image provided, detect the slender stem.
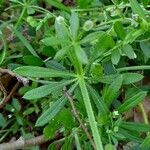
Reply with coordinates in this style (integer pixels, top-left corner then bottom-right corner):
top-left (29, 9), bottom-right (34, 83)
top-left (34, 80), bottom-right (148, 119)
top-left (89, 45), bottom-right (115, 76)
top-left (14, 6), bottom-right (26, 29)
top-left (139, 103), bottom-right (149, 125)
top-left (64, 87), bottom-right (96, 149)
top-left (78, 78), bottom-right (104, 150)
top-left (117, 66), bottom-right (150, 72)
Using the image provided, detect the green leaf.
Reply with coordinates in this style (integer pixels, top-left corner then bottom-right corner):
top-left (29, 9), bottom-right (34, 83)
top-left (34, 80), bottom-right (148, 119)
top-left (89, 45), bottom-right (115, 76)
top-left (23, 80), bottom-right (75, 100)
top-left (129, 0), bottom-right (146, 20)
top-left (74, 132), bottom-right (82, 150)
top-left (54, 45), bottom-right (72, 60)
top-left (12, 98), bottom-right (21, 111)
top-left (120, 121), bottom-right (150, 132)
top-left (103, 75), bottom-right (123, 106)
top-left (140, 41), bottom-right (150, 58)
top-left (0, 113), bottom-right (6, 128)
top-left (23, 55), bottom-right (44, 66)
top-left (74, 44), bottom-right (88, 64)
top-left (0, 31), bottom-right (6, 65)
top-left (122, 44), bottom-right (136, 59)
top-left (55, 17), bottom-right (70, 47)
top-left (14, 66), bottom-right (75, 78)
top-left (114, 21), bottom-right (126, 40)
top-left (35, 96), bottom-right (67, 127)
top-left (87, 84), bottom-right (108, 115)
top-left (141, 134), bottom-right (150, 149)
top-left (117, 91), bottom-right (147, 113)
top-left (111, 49), bottom-right (120, 65)
top-left (13, 28), bottom-right (39, 57)
top-left (122, 73), bottom-right (144, 84)
top-left (46, 0), bottom-right (70, 13)
top-left (70, 11), bottom-right (79, 40)
top-left (80, 31), bottom-right (104, 44)
top-left (41, 37), bottom-right (60, 46)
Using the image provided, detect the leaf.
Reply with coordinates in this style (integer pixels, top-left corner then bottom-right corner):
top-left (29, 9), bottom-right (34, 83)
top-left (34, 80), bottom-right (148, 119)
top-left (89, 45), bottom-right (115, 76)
top-left (35, 83), bottom-right (77, 126)
top-left (74, 132), bottom-right (82, 150)
top-left (87, 84), bottom-right (108, 115)
top-left (140, 41), bottom-right (150, 58)
top-left (54, 45), bottom-right (72, 60)
top-left (35, 96), bottom-right (67, 126)
top-left (80, 31), bottom-right (104, 44)
top-left (23, 55), bottom-right (44, 66)
top-left (23, 80), bottom-right (75, 100)
top-left (103, 75), bottom-right (123, 106)
top-left (122, 44), bottom-right (136, 59)
top-left (124, 29), bottom-right (143, 44)
top-left (122, 73), bottom-right (144, 84)
top-left (74, 44), bottom-right (88, 64)
top-left (13, 28), bottom-right (39, 57)
top-left (114, 21), bottom-right (126, 40)
top-left (129, 0), bottom-right (146, 20)
top-left (0, 31), bottom-right (6, 65)
top-left (70, 11), bottom-right (79, 40)
top-left (140, 134), bottom-right (150, 149)
top-left (0, 113), bottom-right (6, 128)
top-left (111, 49), bottom-right (120, 65)
top-left (46, 0), bottom-right (70, 13)
top-left (117, 91), bottom-right (147, 113)
top-left (14, 66), bottom-right (75, 78)
top-left (41, 37), bottom-right (60, 46)
top-left (120, 121), bottom-right (150, 132)
top-left (55, 17), bottom-right (70, 47)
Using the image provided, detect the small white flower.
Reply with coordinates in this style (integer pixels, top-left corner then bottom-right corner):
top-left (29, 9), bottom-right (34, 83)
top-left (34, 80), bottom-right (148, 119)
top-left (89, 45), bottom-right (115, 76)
top-left (56, 16), bottom-right (65, 24)
top-left (8, 114), bottom-right (12, 118)
top-left (113, 110), bottom-right (119, 117)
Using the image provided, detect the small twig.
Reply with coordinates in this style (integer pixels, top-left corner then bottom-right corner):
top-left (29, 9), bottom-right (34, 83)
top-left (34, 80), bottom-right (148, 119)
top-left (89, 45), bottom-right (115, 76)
top-left (0, 133), bottom-right (64, 150)
top-left (64, 87), bottom-right (96, 150)
top-left (0, 80), bottom-right (7, 101)
top-left (0, 68), bottom-right (29, 86)
top-left (0, 135), bottom-right (47, 150)
top-left (0, 81), bottom-right (20, 109)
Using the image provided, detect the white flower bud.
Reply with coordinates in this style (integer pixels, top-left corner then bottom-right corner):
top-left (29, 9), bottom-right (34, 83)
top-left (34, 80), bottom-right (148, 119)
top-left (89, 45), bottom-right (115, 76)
top-left (56, 16), bottom-right (65, 24)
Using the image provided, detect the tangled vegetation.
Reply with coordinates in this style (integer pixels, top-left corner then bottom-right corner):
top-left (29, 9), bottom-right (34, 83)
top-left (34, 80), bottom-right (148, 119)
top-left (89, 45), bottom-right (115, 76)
top-left (0, 0), bottom-right (150, 149)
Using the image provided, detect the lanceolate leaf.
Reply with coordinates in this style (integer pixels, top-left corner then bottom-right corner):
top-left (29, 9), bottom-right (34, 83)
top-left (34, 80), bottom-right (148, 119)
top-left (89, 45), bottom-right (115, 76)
top-left (14, 66), bottom-right (76, 78)
top-left (140, 41), bottom-right (150, 58)
top-left (122, 73), bottom-right (144, 84)
top-left (122, 44), bottom-right (136, 59)
top-left (23, 80), bottom-right (75, 100)
top-left (46, 0), bottom-right (70, 13)
top-left (114, 21), bottom-right (126, 40)
top-left (70, 11), bottom-right (79, 40)
top-left (129, 0), bottom-right (146, 20)
top-left (35, 96), bottom-right (67, 127)
top-left (87, 84), bottom-right (109, 115)
top-left (120, 121), bottom-right (150, 132)
top-left (103, 75), bottom-right (123, 106)
top-left (117, 91), bottom-right (147, 113)
top-left (35, 83), bottom-right (78, 126)
top-left (74, 44), bottom-right (88, 64)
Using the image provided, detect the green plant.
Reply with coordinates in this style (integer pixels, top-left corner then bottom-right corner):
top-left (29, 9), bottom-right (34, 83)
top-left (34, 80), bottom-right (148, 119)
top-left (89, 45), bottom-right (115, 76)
top-left (0, 0), bottom-right (150, 149)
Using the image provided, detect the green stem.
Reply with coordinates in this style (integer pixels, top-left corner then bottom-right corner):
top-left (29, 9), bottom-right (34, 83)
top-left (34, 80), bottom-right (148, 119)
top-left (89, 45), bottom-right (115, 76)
top-left (79, 78), bottom-right (103, 150)
top-left (139, 103), bottom-right (149, 125)
top-left (117, 66), bottom-right (150, 72)
top-left (15, 6), bottom-right (26, 29)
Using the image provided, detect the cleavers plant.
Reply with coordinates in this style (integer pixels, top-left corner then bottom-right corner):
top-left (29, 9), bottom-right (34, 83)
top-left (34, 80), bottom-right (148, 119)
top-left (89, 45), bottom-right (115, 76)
top-left (1, 0), bottom-right (150, 149)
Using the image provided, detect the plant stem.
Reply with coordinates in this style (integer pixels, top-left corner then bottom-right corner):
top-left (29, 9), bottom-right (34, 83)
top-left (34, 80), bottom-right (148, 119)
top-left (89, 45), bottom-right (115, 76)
top-left (15, 6), bottom-right (26, 29)
top-left (139, 103), bottom-right (149, 125)
top-left (79, 78), bottom-right (104, 150)
top-left (117, 66), bottom-right (150, 72)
